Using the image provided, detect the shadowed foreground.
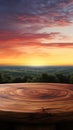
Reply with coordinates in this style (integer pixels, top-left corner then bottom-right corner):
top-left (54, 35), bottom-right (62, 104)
top-left (0, 83), bottom-right (73, 129)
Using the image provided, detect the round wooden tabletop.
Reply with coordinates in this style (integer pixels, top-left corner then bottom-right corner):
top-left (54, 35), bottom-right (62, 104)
top-left (0, 83), bottom-right (73, 123)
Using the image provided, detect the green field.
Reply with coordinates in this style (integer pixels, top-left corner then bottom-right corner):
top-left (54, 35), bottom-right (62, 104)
top-left (0, 66), bottom-right (73, 84)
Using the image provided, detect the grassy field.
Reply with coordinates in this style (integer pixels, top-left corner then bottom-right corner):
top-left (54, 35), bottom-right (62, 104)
top-left (0, 66), bottom-right (73, 84)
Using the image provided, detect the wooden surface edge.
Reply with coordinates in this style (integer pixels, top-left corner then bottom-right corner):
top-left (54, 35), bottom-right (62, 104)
top-left (0, 110), bottom-right (73, 124)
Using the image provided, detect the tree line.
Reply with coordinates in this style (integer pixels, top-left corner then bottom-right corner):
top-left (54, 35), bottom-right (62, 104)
top-left (0, 72), bottom-right (73, 84)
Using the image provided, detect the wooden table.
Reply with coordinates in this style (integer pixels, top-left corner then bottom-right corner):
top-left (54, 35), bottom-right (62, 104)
top-left (0, 83), bottom-right (73, 130)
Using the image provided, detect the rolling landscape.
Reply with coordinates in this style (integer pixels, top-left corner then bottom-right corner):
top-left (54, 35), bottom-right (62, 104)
top-left (0, 66), bottom-right (73, 84)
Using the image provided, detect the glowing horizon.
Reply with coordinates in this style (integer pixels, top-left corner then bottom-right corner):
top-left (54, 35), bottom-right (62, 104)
top-left (0, 0), bottom-right (73, 66)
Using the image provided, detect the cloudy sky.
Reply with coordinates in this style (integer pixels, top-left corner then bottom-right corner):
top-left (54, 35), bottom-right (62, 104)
top-left (0, 0), bottom-right (73, 66)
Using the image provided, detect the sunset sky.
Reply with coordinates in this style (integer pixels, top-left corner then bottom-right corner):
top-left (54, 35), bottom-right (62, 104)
top-left (0, 0), bottom-right (73, 66)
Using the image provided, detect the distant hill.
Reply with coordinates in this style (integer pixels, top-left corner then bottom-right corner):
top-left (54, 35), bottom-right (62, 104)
top-left (0, 66), bottom-right (73, 84)
top-left (0, 66), bottom-right (73, 75)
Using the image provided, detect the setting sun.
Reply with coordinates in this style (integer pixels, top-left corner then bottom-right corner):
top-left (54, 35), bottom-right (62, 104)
top-left (25, 56), bottom-right (47, 66)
